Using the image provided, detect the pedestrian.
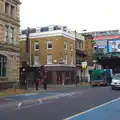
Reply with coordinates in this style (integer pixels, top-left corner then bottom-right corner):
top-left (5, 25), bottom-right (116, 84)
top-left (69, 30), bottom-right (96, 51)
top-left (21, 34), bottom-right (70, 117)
top-left (34, 68), bottom-right (40, 90)
top-left (35, 78), bottom-right (40, 90)
top-left (43, 75), bottom-right (47, 90)
top-left (76, 76), bottom-right (79, 86)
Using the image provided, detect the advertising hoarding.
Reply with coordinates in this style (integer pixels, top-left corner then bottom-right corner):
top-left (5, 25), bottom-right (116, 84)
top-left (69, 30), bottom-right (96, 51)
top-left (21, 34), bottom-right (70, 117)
top-left (108, 39), bottom-right (120, 52)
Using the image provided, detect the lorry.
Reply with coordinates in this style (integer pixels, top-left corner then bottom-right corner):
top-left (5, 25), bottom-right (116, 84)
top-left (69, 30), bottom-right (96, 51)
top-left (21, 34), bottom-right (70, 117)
top-left (89, 69), bottom-right (113, 87)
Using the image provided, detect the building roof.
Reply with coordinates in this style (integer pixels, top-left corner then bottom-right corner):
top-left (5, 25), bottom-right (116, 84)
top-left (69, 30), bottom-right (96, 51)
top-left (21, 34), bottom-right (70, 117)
top-left (20, 25), bottom-right (84, 41)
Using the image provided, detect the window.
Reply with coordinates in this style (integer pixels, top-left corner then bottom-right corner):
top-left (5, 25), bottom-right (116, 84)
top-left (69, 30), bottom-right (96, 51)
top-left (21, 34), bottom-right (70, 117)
top-left (34, 42), bottom-right (39, 50)
top-left (70, 54), bottom-right (73, 65)
top-left (5, 2), bottom-right (9, 15)
top-left (64, 41), bottom-right (67, 50)
top-left (10, 27), bottom-right (14, 43)
top-left (11, 6), bottom-right (15, 18)
top-left (47, 54), bottom-right (52, 64)
top-left (34, 56), bottom-right (39, 65)
top-left (4, 25), bottom-right (9, 42)
top-left (0, 55), bottom-right (7, 77)
top-left (64, 55), bottom-right (67, 64)
top-left (70, 42), bottom-right (73, 51)
top-left (47, 40), bottom-right (52, 49)
top-left (40, 27), bottom-right (49, 32)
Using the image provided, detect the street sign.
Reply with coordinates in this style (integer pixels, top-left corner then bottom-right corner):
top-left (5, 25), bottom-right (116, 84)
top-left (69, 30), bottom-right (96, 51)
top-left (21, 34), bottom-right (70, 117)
top-left (81, 61), bottom-right (87, 69)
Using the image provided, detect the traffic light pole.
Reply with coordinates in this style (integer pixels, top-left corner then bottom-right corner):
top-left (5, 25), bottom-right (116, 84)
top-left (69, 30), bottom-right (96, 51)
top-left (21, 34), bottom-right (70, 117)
top-left (26, 27), bottom-right (31, 66)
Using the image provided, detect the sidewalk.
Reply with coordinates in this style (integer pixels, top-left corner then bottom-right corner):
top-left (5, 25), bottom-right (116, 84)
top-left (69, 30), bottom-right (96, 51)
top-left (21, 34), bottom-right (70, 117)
top-left (0, 83), bottom-right (90, 97)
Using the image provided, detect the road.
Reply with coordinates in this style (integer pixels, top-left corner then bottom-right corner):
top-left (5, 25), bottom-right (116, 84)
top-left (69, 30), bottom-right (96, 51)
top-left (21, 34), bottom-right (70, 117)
top-left (0, 86), bottom-right (120, 120)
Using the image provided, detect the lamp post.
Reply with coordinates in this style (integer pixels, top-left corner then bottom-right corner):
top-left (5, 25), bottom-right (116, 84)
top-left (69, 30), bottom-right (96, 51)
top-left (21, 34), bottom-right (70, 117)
top-left (26, 27), bottom-right (31, 66)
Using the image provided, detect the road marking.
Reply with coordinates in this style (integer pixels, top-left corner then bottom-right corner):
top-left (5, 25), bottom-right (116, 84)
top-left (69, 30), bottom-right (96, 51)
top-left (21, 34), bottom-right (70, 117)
top-left (63, 97), bottom-right (120, 120)
top-left (13, 100), bottom-right (54, 110)
top-left (56, 97), bottom-right (59, 99)
top-left (17, 102), bottom-right (22, 108)
top-left (38, 99), bottom-right (43, 104)
top-left (6, 98), bottom-right (14, 101)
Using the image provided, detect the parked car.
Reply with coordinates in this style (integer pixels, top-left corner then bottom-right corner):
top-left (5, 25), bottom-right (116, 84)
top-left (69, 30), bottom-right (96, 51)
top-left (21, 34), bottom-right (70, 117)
top-left (111, 74), bottom-right (120, 90)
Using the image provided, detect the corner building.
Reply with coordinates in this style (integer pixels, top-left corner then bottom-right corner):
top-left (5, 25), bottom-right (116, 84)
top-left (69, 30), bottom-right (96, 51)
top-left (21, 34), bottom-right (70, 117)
top-left (0, 0), bottom-right (21, 85)
top-left (20, 25), bottom-right (85, 84)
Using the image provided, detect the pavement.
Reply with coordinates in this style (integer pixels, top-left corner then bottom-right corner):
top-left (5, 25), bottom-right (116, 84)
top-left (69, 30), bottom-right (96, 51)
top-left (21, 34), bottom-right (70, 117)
top-left (0, 85), bottom-right (120, 120)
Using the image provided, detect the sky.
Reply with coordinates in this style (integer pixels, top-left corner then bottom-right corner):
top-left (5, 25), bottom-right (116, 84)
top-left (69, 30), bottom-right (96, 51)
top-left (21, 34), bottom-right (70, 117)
top-left (20, 0), bottom-right (120, 32)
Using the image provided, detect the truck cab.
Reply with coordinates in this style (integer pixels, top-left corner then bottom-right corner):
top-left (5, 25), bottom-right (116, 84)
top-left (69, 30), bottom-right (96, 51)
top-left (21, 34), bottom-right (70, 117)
top-left (89, 69), bottom-right (113, 87)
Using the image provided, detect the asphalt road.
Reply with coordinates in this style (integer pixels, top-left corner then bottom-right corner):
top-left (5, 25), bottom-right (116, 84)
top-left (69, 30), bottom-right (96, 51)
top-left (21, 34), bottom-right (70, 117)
top-left (0, 86), bottom-right (120, 120)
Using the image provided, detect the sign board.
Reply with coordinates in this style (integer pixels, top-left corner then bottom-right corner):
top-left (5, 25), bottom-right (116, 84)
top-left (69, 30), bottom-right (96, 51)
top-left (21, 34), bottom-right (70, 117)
top-left (81, 61), bottom-right (87, 69)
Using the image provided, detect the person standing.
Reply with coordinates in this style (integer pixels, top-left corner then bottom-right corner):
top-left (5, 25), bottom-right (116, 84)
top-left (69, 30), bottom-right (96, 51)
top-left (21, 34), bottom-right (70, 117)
top-left (43, 71), bottom-right (47, 90)
top-left (34, 68), bottom-right (40, 90)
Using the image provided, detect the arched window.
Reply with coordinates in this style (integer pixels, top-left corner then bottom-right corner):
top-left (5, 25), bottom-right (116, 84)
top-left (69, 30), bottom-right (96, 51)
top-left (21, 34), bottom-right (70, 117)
top-left (0, 55), bottom-right (7, 77)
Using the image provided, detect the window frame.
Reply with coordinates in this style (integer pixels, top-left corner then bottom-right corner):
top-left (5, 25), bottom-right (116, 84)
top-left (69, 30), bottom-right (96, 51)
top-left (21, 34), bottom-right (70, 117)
top-left (64, 41), bottom-right (67, 50)
top-left (34, 55), bottom-right (39, 65)
top-left (34, 42), bottom-right (39, 50)
top-left (0, 55), bottom-right (7, 77)
top-left (10, 27), bottom-right (14, 44)
top-left (47, 54), bottom-right (52, 64)
top-left (64, 55), bottom-right (67, 64)
top-left (70, 54), bottom-right (74, 65)
top-left (70, 42), bottom-right (73, 51)
top-left (47, 40), bottom-right (52, 50)
top-left (4, 25), bottom-right (9, 42)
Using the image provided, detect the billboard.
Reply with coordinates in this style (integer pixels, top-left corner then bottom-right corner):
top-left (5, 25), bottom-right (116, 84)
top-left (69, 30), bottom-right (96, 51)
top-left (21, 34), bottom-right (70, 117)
top-left (94, 40), bottom-right (107, 53)
top-left (108, 39), bottom-right (120, 52)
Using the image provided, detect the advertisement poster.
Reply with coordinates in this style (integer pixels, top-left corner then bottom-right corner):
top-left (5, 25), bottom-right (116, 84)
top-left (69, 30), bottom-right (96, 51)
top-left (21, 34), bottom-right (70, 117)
top-left (94, 40), bottom-right (107, 53)
top-left (108, 39), bottom-right (120, 52)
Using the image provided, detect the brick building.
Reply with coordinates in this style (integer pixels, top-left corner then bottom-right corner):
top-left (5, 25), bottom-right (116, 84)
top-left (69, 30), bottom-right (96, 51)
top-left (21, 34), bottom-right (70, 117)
top-left (20, 25), bottom-right (86, 84)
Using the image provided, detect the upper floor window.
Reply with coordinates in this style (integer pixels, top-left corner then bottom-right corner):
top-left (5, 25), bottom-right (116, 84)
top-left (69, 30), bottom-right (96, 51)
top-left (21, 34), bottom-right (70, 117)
top-left (47, 40), bottom-right (52, 50)
top-left (10, 27), bottom-right (14, 44)
top-left (70, 42), bottom-right (73, 51)
top-left (4, 25), bottom-right (9, 42)
top-left (5, 2), bottom-right (9, 15)
top-left (34, 42), bottom-right (39, 50)
top-left (47, 54), bottom-right (52, 64)
top-left (11, 5), bottom-right (15, 18)
top-left (64, 41), bottom-right (67, 50)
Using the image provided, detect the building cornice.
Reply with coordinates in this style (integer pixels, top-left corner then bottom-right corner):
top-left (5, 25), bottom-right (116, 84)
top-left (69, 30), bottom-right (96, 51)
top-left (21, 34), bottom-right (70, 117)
top-left (0, 13), bottom-right (20, 26)
top-left (20, 30), bottom-right (84, 41)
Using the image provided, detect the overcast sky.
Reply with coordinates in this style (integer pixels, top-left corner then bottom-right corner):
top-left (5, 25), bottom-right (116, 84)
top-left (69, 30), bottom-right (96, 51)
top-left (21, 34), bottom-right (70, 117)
top-left (20, 0), bottom-right (120, 32)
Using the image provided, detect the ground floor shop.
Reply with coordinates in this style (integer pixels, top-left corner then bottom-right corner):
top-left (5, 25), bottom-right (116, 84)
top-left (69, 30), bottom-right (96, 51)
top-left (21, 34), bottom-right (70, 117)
top-left (21, 64), bottom-right (77, 85)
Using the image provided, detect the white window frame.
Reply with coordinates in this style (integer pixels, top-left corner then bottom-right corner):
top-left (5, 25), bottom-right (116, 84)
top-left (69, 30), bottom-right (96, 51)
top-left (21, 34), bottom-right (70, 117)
top-left (4, 25), bottom-right (9, 42)
top-left (10, 27), bottom-right (14, 44)
top-left (34, 42), bottom-right (39, 50)
top-left (64, 41), bottom-right (67, 50)
top-left (70, 42), bottom-right (73, 51)
top-left (70, 54), bottom-right (73, 65)
top-left (64, 55), bottom-right (67, 64)
top-left (47, 54), bottom-right (52, 64)
top-left (47, 40), bottom-right (52, 50)
top-left (34, 56), bottom-right (39, 65)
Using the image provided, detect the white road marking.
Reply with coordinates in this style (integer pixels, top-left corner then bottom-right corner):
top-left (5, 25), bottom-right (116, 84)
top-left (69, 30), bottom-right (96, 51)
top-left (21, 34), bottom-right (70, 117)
top-left (38, 99), bottom-right (42, 104)
top-left (56, 97), bottom-right (59, 99)
top-left (5, 98), bottom-right (14, 101)
top-left (17, 102), bottom-right (22, 108)
top-left (13, 101), bottom-right (54, 110)
top-left (63, 97), bottom-right (120, 120)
